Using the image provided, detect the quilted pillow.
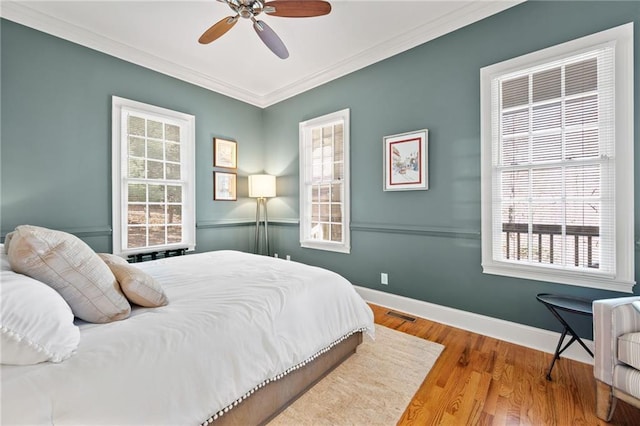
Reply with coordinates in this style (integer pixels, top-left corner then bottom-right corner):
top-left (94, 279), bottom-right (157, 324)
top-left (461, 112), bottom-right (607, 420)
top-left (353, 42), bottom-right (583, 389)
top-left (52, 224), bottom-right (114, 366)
top-left (109, 267), bottom-right (168, 308)
top-left (1, 269), bottom-right (80, 365)
top-left (97, 253), bottom-right (169, 307)
top-left (7, 225), bottom-right (131, 323)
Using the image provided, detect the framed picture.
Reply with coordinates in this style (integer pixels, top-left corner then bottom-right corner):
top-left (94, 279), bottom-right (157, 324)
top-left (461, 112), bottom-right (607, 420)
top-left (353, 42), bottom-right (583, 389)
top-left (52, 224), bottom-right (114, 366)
top-left (213, 138), bottom-right (237, 169)
top-left (383, 129), bottom-right (428, 191)
top-left (213, 171), bottom-right (237, 201)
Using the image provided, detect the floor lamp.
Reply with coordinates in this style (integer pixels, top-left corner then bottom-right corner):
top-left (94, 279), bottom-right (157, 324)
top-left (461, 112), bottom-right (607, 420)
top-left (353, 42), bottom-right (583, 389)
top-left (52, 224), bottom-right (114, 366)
top-left (248, 174), bottom-right (276, 256)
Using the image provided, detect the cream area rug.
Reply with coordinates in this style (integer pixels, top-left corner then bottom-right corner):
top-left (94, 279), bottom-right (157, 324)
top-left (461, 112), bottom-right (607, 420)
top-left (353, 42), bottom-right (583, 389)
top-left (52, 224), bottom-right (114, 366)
top-left (269, 324), bottom-right (444, 426)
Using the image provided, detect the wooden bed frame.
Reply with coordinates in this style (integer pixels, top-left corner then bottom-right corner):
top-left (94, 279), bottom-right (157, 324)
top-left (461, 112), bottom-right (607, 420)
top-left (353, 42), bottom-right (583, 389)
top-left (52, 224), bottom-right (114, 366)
top-left (212, 331), bottom-right (364, 425)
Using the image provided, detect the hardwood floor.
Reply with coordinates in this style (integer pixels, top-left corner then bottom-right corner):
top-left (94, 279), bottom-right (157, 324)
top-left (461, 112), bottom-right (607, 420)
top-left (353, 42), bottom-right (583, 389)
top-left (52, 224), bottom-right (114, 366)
top-left (369, 303), bottom-right (640, 426)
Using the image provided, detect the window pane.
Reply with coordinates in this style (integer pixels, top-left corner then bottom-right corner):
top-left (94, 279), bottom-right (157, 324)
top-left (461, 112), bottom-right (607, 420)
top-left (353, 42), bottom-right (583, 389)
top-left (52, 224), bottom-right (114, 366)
top-left (532, 168), bottom-right (562, 198)
top-left (128, 184), bottom-right (146, 202)
top-left (147, 160), bottom-right (164, 179)
top-left (565, 95), bottom-right (598, 127)
top-left (531, 134), bottom-right (561, 163)
top-left (502, 137), bottom-right (529, 165)
top-left (128, 158), bottom-right (145, 178)
top-left (148, 226), bottom-right (166, 246)
top-left (167, 225), bottom-right (182, 243)
top-left (501, 170), bottom-right (529, 200)
top-left (128, 116), bottom-right (145, 136)
top-left (148, 140), bottom-right (164, 160)
top-left (502, 202), bottom-right (529, 226)
top-left (532, 67), bottom-right (561, 102)
top-left (166, 142), bottom-right (180, 162)
top-left (331, 203), bottom-right (342, 222)
top-left (566, 165), bottom-right (600, 199)
top-left (127, 204), bottom-right (146, 225)
top-left (148, 185), bottom-right (165, 202)
top-left (148, 205), bottom-right (165, 224)
top-left (333, 162), bottom-right (344, 180)
top-left (167, 185), bottom-right (181, 203)
top-left (318, 185), bottom-right (330, 202)
top-left (502, 108), bottom-right (528, 135)
top-left (331, 224), bottom-right (342, 242)
top-left (319, 204), bottom-right (330, 222)
top-left (310, 222), bottom-right (322, 240)
top-left (566, 58), bottom-right (597, 96)
top-left (311, 186), bottom-right (320, 203)
top-left (331, 184), bottom-right (341, 202)
top-left (502, 76), bottom-right (529, 108)
top-left (565, 129), bottom-right (599, 160)
top-left (566, 201), bottom-right (600, 227)
top-left (128, 137), bottom-right (145, 157)
top-left (532, 102), bottom-right (561, 131)
top-left (334, 124), bottom-right (344, 162)
top-left (127, 226), bottom-right (146, 248)
top-left (166, 163), bottom-right (181, 180)
top-left (165, 124), bottom-right (180, 142)
top-left (167, 205), bottom-right (182, 224)
top-left (312, 203), bottom-right (320, 220)
top-left (147, 120), bottom-right (163, 139)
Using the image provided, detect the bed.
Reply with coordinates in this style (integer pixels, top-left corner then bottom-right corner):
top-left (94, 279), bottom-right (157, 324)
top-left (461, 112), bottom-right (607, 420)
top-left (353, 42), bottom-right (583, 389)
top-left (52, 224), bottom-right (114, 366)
top-left (1, 235), bottom-right (375, 425)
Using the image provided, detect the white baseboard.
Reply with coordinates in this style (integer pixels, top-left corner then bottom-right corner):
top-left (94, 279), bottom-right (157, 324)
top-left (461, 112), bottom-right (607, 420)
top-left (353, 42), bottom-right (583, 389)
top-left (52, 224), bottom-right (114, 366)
top-left (354, 285), bottom-right (594, 365)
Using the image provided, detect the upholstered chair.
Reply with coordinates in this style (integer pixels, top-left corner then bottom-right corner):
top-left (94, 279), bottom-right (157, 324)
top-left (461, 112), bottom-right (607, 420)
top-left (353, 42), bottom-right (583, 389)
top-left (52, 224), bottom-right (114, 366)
top-left (593, 296), bottom-right (640, 421)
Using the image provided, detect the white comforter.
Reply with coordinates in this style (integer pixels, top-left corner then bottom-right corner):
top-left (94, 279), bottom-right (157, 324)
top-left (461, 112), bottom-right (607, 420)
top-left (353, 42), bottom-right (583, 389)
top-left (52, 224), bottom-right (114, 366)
top-left (1, 250), bottom-right (375, 425)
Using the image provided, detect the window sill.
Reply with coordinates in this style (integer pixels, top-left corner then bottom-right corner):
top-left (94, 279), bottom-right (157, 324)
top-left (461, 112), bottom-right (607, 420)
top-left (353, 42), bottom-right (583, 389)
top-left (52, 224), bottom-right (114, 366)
top-left (301, 241), bottom-right (350, 254)
top-left (482, 262), bottom-right (635, 293)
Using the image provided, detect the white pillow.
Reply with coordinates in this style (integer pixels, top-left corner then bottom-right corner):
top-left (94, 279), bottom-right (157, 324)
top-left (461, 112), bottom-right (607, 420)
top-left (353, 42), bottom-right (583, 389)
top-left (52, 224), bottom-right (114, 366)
top-left (0, 270), bottom-right (80, 365)
top-left (0, 245), bottom-right (10, 271)
top-left (7, 225), bottom-right (131, 323)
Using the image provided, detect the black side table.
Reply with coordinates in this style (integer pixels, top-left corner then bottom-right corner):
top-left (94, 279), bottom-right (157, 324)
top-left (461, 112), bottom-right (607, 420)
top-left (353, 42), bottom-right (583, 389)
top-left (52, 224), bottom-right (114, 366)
top-left (536, 293), bottom-right (594, 380)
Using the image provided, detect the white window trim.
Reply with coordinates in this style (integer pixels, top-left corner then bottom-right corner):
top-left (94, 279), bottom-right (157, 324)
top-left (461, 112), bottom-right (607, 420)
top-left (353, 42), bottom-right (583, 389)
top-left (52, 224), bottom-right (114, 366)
top-left (299, 109), bottom-right (351, 253)
top-left (111, 96), bottom-right (196, 256)
top-left (480, 23), bottom-right (634, 292)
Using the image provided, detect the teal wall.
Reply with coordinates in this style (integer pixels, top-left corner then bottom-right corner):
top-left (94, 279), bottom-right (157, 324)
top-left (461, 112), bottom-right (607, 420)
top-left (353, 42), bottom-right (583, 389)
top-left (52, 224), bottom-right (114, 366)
top-left (1, 19), bottom-right (264, 253)
top-left (262, 1), bottom-right (640, 338)
top-left (1, 1), bottom-right (639, 338)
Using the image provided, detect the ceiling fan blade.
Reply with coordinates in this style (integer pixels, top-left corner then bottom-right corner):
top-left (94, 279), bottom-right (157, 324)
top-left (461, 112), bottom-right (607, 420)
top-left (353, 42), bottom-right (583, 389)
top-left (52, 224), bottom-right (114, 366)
top-left (264, 1), bottom-right (331, 18)
top-left (253, 20), bottom-right (289, 59)
top-left (198, 15), bottom-right (238, 44)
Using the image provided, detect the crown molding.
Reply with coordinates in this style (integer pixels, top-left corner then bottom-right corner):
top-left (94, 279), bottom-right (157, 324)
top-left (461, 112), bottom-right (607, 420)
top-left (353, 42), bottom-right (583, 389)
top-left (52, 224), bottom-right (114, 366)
top-left (261, 0), bottom-right (524, 106)
top-left (0, 1), bottom-right (263, 106)
top-left (1, 1), bottom-right (523, 108)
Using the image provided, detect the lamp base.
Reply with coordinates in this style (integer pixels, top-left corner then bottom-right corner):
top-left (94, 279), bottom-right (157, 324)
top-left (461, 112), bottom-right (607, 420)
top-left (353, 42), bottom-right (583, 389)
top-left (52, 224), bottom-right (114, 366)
top-left (254, 197), bottom-right (270, 256)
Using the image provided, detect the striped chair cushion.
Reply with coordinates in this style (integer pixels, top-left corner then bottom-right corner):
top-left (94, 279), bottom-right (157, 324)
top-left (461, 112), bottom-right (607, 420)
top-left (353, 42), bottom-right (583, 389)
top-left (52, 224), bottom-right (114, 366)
top-left (619, 332), bottom-right (640, 370)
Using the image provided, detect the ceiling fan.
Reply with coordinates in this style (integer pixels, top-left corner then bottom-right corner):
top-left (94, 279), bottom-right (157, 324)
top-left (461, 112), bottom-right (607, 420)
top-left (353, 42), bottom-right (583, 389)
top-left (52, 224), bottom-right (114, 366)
top-left (198, 0), bottom-right (332, 59)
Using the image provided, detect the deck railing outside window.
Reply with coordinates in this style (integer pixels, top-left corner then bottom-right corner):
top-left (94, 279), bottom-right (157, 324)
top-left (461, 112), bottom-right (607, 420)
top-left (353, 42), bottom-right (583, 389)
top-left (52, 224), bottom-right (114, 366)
top-left (502, 223), bottom-right (599, 269)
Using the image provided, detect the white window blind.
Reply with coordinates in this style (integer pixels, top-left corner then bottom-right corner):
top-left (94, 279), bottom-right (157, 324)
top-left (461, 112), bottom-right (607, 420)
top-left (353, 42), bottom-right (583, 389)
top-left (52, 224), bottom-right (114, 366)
top-left (299, 109), bottom-right (350, 253)
top-left (492, 48), bottom-right (614, 273)
top-left (112, 97), bottom-right (196, 256)
top-left (480, 23), bottom-right (634, 292)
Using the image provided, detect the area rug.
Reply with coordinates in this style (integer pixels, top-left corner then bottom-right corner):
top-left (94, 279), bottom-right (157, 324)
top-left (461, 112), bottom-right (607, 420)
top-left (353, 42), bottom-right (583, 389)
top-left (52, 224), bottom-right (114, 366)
top-left (269, 324), bottom-right (444, 425)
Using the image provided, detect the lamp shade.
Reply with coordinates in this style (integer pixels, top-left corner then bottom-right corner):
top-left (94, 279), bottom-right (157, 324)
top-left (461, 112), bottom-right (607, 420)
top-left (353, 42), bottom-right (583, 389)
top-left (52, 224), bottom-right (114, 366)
top-left (248, 174), bottom-right (276, 198)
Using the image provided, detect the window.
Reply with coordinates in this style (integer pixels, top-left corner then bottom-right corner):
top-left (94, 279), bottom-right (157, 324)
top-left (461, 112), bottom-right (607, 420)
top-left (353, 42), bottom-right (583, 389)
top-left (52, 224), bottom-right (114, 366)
top-left (112, 97), bottom-right (196, 256)
top-left (299, 109), bottom-right (350, 253)
top-left (480, 23), bottom-right (634, 292)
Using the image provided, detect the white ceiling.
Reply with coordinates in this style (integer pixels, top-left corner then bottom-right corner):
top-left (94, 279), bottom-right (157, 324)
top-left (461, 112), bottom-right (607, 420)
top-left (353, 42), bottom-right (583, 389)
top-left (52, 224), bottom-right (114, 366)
top-left (1, 0), bottom-right (522, 107)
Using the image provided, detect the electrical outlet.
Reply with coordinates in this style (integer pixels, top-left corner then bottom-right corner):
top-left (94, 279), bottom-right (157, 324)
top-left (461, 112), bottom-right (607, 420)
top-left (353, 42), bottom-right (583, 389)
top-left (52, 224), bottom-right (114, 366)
top-left (381, 273), bottom-right (388, 285)
top-left (286, 255), bottom-right (291, 261)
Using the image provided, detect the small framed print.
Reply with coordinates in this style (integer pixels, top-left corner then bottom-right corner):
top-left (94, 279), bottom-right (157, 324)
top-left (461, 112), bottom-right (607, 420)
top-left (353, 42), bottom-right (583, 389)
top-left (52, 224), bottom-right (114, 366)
top-left (213, 171), bottom-right (237, 201)
top-left (213, 138), bottom-right (237, 169)
top-left (383, 129), bottom-right (428, 191)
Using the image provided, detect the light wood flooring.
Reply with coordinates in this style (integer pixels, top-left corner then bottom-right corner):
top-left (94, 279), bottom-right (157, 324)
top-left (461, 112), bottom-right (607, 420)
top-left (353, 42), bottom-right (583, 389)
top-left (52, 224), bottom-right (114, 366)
top-left (370, 303), bottom-right (640, 425)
